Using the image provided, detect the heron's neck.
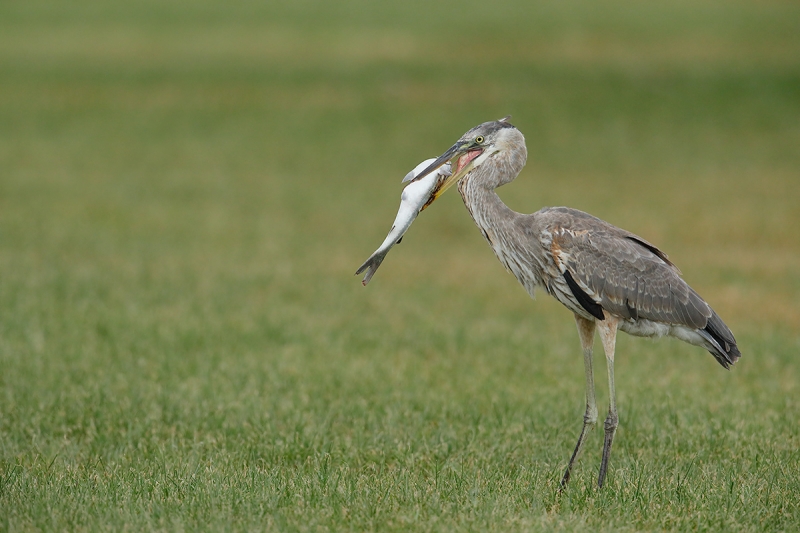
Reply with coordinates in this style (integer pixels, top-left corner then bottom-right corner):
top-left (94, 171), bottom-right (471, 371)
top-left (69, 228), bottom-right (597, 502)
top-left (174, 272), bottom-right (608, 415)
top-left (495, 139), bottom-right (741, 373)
top-left (457, 160), bottom-right (545, 293)
top-left (458, 176), bottom-right (517, 236)
top-left (457, 151), bottom-right (525, 239)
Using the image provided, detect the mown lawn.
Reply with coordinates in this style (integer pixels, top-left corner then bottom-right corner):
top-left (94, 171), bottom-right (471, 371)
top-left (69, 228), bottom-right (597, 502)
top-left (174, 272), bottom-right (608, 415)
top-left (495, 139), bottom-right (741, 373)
top-left (1, 0), bottom-right (799, 531)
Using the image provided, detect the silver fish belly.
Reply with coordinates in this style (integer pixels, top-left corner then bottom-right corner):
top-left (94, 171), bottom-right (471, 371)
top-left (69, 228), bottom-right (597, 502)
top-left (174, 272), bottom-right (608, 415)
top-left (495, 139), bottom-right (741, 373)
top-left (356, 159), bottom-right (451, 286)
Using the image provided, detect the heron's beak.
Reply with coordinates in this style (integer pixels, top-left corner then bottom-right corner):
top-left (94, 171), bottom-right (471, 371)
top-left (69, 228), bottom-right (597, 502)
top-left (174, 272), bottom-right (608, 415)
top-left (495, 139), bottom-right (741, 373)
top-left (412, 140), bottom-right (484, 205)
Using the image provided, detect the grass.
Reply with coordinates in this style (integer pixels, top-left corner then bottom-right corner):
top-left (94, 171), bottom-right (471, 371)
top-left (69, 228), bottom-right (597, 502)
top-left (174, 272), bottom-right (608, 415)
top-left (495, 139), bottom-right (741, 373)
top-left (1, 0), bottom-right (799, 530)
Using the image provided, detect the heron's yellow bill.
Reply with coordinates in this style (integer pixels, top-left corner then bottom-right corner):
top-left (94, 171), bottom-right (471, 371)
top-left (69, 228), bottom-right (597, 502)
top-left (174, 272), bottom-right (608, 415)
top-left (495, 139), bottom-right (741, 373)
top-left (418, 143), bottom-right (485, 209)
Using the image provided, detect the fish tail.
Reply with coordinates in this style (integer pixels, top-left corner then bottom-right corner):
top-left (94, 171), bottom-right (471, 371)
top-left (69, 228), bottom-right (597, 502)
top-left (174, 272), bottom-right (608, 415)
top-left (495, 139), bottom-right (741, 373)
top-left (355, 251), bottom-right (388, 286)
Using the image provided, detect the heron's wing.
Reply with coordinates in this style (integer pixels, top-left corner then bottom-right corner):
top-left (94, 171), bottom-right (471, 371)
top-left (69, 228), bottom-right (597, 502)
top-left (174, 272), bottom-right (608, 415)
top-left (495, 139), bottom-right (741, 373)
top-left (544, 210), bottom-right (710, 329)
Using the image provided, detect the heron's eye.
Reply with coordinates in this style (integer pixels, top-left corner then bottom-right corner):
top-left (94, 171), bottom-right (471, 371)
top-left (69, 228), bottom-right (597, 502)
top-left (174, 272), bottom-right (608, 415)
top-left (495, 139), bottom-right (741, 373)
top-left (475, 136), bottom-right (484, 144)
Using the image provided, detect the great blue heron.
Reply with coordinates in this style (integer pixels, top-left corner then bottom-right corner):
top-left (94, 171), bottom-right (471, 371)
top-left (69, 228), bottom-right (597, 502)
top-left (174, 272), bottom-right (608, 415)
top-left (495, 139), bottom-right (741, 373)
top-left (357, 117), bottom-right (741, 488)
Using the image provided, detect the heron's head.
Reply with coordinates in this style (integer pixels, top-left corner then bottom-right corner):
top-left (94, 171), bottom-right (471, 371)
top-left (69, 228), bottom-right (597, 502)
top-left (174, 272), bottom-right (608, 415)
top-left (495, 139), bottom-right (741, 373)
top-left (410, 116), bottom-right (524, 203)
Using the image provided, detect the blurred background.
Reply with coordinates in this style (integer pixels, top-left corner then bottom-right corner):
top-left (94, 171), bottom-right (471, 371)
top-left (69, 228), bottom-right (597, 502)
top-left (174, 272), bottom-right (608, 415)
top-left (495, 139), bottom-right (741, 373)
top-left (1, 0), bottom-right (799, 528)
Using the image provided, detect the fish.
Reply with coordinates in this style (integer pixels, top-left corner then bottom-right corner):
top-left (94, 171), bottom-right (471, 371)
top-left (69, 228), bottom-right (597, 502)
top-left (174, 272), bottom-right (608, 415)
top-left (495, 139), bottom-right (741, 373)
top-left (356, 158), bottom-right (452, 286)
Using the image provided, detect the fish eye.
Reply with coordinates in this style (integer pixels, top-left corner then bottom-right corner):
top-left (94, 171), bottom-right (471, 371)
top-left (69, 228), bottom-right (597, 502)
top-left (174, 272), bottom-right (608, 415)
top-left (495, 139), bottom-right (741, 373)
top-left (475, 136), bottom-right (484, 144)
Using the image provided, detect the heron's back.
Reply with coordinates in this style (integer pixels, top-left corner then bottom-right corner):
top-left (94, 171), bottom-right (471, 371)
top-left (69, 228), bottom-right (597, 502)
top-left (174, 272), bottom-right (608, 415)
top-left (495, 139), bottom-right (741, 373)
top-left (519, 207), bottom-right (740, 367)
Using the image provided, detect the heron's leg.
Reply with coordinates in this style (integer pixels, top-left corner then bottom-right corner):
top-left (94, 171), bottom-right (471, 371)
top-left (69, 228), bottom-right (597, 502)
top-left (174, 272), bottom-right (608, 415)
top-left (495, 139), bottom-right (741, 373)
top-left (560, 315), bottom-right (598, 489)
top-left (596, 315), bottom-right (619, 488)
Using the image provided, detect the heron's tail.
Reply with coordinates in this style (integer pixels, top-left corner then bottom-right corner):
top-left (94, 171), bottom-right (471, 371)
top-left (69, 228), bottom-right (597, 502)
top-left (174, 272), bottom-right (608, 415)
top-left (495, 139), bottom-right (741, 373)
top-left (698, 309), bottom-right (741, 369)
top-left (355, 250), bottom-right (388, 286)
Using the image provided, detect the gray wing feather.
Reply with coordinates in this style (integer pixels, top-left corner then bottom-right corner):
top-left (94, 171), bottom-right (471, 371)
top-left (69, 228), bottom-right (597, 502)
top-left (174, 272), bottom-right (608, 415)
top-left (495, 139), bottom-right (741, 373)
top-left (543, 208), bottom-right (711, 329)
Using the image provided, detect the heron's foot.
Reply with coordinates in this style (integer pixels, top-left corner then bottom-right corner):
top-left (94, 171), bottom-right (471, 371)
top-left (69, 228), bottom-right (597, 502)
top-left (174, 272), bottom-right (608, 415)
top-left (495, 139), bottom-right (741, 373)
top-left (597, 411), bottom-right (618, 488)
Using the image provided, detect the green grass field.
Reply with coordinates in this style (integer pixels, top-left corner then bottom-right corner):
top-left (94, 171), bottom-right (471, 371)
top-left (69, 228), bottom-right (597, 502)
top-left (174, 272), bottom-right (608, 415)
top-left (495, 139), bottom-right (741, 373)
top-left (1, 0), bottom-right (799, 530)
